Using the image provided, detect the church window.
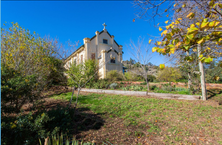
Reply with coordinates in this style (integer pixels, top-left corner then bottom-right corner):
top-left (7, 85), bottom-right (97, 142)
top-left (110, 57), bottom-right (115, 63)
top-left (103, 39), bottom-right (108, 44)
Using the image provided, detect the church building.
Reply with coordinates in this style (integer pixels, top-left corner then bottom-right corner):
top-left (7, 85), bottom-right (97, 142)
top-left (64, 23), bottom-right (124, 79)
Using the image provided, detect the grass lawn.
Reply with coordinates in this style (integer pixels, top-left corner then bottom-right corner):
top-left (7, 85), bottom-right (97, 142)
top-left (51, 91), bottom-right (222, 144)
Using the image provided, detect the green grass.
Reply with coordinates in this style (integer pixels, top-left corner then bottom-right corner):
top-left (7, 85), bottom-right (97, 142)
top-left (51, 92), bottom-right (222, 144)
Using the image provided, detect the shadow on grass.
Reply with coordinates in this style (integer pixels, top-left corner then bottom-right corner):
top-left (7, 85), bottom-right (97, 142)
top-left (207, 89), bottom-right (222, 100)
top-left (1, 98), bottom-right (105, 144)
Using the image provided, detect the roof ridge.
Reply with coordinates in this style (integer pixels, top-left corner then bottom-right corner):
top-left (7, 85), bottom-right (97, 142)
top-left (65, 29), bottom-right (120, 61)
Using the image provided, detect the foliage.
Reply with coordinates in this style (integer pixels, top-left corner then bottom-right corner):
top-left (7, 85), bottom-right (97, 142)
top-left (2, 112), bottom-right (56, 145)
top-left (1, 64), bottom-right (38, 113)
top-left (47, 57), bottom-right (67, 86)
top-left (121, 85), bottom-right (145, 91)
top-left (157, 67), bottom-right (182, 82)
top-left (109, 83), bottom-right (118, 89)
top-left (124, 71), bottom-right (139, 81)
top-left (151, 1), bottom-right (222, 67)
top-left (205, 60), bottom-right (222, 83)
top-left (39, 133), bottom-right (94, 145)
top-left (147, 75), bottom-right (156, 82)
top-left (1, 105), bottom-right (75, 145)
top-left (67, 59), bottom-right (98, 88)
top-left (106, 70), bottom-right (125, 82)
top-left (91, 79), bottom-right (112, 89)
top-left (150, 85), bottom-right (158, 91)
top-left (1, 22), bottom-right (63, 113)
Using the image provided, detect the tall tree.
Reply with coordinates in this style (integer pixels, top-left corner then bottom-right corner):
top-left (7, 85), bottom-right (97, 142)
top-left (128, 37), bottom-right (153, 95)
top-left (134, 0), bottom-right (222, 100)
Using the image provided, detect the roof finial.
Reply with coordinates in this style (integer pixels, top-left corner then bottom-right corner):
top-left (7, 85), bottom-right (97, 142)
top-left (102, 23), bottom-right (107, 30)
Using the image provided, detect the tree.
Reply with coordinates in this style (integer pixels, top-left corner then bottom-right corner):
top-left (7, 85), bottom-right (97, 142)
top-left (1, 22), bottom-right (64, 112)
top-left (128, 37), bottom-right (153, 95)
top-left (157, 67), bottom-right (182, 82)
top-left (66, 59), bottom-right (99, 108)
top-left (134, 0), bottom-right (222, 100)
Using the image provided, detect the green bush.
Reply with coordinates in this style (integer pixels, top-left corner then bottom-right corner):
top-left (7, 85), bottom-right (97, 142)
top-left (124, 71), bottom-right (139, 81)
top-left (150, 85), bottom-right (158, 90)
top-left (2, 112), bottom-right (57, 145)
top-left (109, 83), bottom-right (118, 89)
top-left (1, 64), bottom-right (39, 113)
top-left (90, 79), bottom-right (111, 89)
top-left (146, 75), bottom-right (156, 82)
top-left (1, 105), bottom-right (75, 145)
top-left (106, 70), bottom-right (125, 81)
top-left (67, 59), bottom-right (98, 88)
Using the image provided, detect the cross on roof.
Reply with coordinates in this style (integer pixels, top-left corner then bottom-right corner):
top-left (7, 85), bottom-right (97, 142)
top-left (103, 23), bottom-right (107, 30)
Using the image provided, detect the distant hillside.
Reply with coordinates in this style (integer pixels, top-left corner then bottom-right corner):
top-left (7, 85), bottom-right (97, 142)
top-left (122, 60), bottom-right (158, 76)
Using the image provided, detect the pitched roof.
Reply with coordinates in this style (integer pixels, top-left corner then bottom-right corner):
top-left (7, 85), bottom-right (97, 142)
top-left (65, 30), bottom-right (120, 61)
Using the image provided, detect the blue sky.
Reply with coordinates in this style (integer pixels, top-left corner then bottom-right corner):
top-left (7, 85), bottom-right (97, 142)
top-left (2, 1), bottom-right (170, 66)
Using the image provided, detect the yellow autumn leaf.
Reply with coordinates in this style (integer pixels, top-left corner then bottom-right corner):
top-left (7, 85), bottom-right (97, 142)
top-left (152, 47), bottom-right (158, 52)
top-left (196, 22), bottom-right (200, 26)
top-left (149, 39), bottom-right (152, 44)
top-left (208, 21), bottom-right (215, 27)
top-left (175, 42), bottom-right (182, 48)
top-left (161, 30), bottom-right (168, 36)
top-left (214, 76), bottom-right (220, 81)
top-left (157, 41), bottom-right (162, 45)
top-left (186, 12), bottom-right (194, 19)
top-left (214, 21), bottom-right (220, 27)
top-left (165, 20), bottom-right (169, 24)
top-left (159, 64), bottom-right (165, 70)
top-left (200, 21), bottom-right (209, 29)
top-left (177, 18), bottom-right (182, 21)
top-left (170, 48), bottom-right (175, 54)
top-left (197, 38), bottom-right (204, 44)
top-left (190, 24), bottom-right (195, 28)
top-left (159, 27), bottom-right (163, 31)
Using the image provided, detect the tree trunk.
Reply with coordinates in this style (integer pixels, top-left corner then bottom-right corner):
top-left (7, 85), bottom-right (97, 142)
top-left (188, 72), bottom-right (192, 89)
top-left (186, 51), bottom-right (192, 89)
top-left (74, 87), bottom-right (81, 108)
top-left (69, 86), bottom-right (75, 109)
top-left (145, 77), bottom-right (149, 95)
top-left (197, 44), bottom-right (207, 100)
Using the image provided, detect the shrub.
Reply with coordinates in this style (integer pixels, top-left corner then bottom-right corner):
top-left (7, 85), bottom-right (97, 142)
top-left (92, 79), bottom-right (110, 89)
top-left (124, 71), bottom-right (138, 81)
top-left (1, 105), bottom-right (75, 145)
top-left (109, 83), bottom-right (118, 89)
top-left (67, 59), bottom-right (98, 88)
top-left (157, 67), bottom-right (182, 82)
top-left (106, 70), bottom-right (125, 81)
top-left (150, 85), bottom-right (158, 90)
top-left (147, 75), bottom-right (156, 82)
top-left (1, 64), bottom-right (39, 113)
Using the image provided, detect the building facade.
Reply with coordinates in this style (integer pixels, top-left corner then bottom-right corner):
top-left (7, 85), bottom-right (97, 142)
top-left (64, 23), bottom-right (123, 79)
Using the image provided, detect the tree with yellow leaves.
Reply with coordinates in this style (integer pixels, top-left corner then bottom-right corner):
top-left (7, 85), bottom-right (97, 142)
top-left (134, 0), bottom-right (222, 100)
top-left (1, 22), bottom-right (67, 112)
